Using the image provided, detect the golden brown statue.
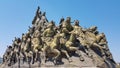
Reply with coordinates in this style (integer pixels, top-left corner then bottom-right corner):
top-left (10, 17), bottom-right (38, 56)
top-left (65, 33), bottom-right (84, 61)
top-left (43, 21), bottom-right (56, 42)
top-left (43, 34), bottom-right (61, 65)
top-left (61, 17), bottom-right (73, 32)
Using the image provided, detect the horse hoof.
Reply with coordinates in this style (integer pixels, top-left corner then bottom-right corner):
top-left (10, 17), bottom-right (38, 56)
top-left (79, 57), bottom-right (84, 61)
top-left (8, 63), bottom-right (11, 66)
top-left (88, 53), bottom-right (92, 58)
top-left (38, 63), bottom-right (41, 67)
top-left (41, 62), bottom-right (45, 65)
top-left (68, 58), bottom-right (73, 62)
top-left (32, 62), bottom-right (34, 64)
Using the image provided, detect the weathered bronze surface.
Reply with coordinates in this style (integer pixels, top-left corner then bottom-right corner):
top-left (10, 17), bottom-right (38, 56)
top-left (0, 6), bottom-right (117, 68)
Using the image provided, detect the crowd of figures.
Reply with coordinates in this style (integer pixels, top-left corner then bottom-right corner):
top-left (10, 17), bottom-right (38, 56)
top-left (2, 7), bottom-right (116, 67)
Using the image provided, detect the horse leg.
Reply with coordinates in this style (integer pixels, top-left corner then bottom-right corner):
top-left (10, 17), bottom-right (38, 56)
top-left (25, 52), bottom-right (28, 63)
top-left (36, 51), bottom-right (41, 67)
top-left (28, 56), bottom-right (31, 68)
top-left (40, 46), bottom-right (49, 65)
top-left (76, 49), bottom-right (84, 61)
top-left (61, 49), bottom-right (72, 62)
top-left (27, 52), bottom-right (33, 68)
top-left (93, 43), bottom-right (105, 57)
top-left (33, 49), bottom-right (38, 62)
top-left (85, 45), bottom-right (92, 57)
top-left (68, 47), bottom-right (78, 51)
top-left (40, 51), bottom-right (46, 65)
top-left (23, 52), bottom-right (27, 63)
top-left (32, 52), bottom-right (35, 64)
top-left (35, 51), bottom-right (38, 62)
top-left (53, 49), bottom-right (60, 65)
top-left (23, 52), bottom-right (26, 64)
top-left (69, 46), bottom-right (84, 61)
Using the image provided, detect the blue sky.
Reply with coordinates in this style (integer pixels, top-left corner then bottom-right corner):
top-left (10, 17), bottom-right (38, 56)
top-left (0, 0), bottom-right (120, 62)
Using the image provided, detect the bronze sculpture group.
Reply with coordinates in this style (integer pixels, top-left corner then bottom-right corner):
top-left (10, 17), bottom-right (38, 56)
top-left (2, 7), bottom-right (115, 67)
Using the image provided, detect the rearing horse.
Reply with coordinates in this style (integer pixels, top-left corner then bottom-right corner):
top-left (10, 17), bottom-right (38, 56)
top-left (43, 34), bottom-right (61, 65)
top-left (78, 30), bottom-right (105, 57)
top-left (64, 33), bottom-right (84, 61)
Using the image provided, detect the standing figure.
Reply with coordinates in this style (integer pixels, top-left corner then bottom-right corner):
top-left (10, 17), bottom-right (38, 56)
top-left (61, 17), bottom-right (73, 32)
top-left (43, 21), bottom-right (56, 42)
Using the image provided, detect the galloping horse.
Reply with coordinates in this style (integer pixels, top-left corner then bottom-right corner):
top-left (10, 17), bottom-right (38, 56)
top-left (23, 37), bottom-right (33, 64)
top-left (78, 30), bottom-right (105, 57)
top-left (31, 30), bottom-right (43, 65)
top-left (65, 33), bottom-right (84, 61)
top-left (43, 34), bottom-right (61, 65)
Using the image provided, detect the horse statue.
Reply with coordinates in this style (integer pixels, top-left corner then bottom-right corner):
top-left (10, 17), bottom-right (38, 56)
top-left (22, 37), bottom-right (33, 65)
top-left (31, 30), bottom-right (43, 65)
top-left (43, 34), bottom-right (61, 65)
top-left (78, 29), bottom-right (105, 58)
top-left (3, 46), bottom-right (13, 64)
top-left (65, 33), bottom-right (84, 61)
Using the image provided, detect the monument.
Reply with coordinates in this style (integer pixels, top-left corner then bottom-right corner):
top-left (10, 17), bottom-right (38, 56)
top-left (0, 6), bottom-right (118, 68)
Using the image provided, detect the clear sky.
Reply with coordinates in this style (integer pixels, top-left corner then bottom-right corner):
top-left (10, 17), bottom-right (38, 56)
top-left (0, 0), bottom-right (120, 62)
